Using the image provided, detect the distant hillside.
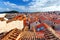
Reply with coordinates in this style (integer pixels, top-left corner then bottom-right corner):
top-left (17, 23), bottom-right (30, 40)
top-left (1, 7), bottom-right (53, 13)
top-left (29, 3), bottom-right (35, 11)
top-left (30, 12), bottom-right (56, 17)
top-left (0, 11), bottom-right (19, 13)
top-left (0, 11), bottom-right (60, 14)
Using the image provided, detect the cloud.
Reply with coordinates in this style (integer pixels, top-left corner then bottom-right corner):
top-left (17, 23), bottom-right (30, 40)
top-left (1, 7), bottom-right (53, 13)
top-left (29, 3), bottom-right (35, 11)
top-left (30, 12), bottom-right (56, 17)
top-left (0, 7), bottom-right (11, 11)
top-left (0, 1), bottom-right (28, 12)
top-left (0, 0), bottom-right (60, 12)
top-left (28, 0), bottom-right (48, 6)
top-left (42, 6), bottom-right (60, 11)
top-left (26, 0), bottom-right (60, 12)
top-left (6, 8), bottom-right (10, 11)
top-left (22, 0), bottom-right (29, 2)
top-left (0, 8), bottom-right (2, 9)
top-left (4, 1), bottom-right (26, 10)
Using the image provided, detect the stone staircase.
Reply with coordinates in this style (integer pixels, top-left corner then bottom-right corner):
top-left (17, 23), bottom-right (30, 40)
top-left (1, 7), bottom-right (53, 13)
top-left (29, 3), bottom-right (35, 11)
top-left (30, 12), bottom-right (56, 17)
top-left (2, 28), bottom-right (21, 40)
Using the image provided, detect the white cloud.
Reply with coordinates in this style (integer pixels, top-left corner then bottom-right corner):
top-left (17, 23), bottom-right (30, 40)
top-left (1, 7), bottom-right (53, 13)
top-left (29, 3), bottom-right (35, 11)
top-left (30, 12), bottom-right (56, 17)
top-left (1, 0), bottom-right (60, 12)
top-left (6, 8), bottom-right (10, 11)
top-left (42, 6), bottom-right (60, 11)
top-left (27, 0), bottom-right (60, 12)
top-left (22, 0), bottom-right (29, 2)
top-left (0, 7), bottom-right (11, 11)
top-left (0, 8), bottom-right (2, 9)
top-left (29, 0), bottom-right (48, 6)
top-left (4, 1), bottom-right (26, 10)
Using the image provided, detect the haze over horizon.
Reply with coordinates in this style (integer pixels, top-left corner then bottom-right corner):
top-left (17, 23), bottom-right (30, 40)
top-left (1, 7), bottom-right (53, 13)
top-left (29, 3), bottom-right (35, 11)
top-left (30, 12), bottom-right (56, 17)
top-left (0, 0), bottom-right (60, 12)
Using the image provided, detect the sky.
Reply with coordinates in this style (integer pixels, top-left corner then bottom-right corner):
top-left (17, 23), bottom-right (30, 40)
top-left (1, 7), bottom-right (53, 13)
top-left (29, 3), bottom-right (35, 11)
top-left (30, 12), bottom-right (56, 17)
top-left (0, 0), bottom-right (60, 12)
